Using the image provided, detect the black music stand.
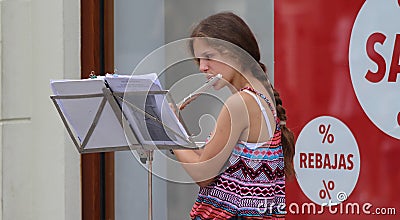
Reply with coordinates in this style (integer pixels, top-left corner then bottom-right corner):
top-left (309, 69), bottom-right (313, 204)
top-left (50, 86), bottom-right (200, 220)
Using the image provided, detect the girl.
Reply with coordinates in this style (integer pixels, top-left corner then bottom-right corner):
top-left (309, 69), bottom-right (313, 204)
top-left (173, 12), bottom-right (295, 220)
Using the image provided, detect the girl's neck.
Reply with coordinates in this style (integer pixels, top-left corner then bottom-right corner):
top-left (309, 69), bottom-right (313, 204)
top-left (229, 72), bottom-right (250, 93)
top-left (230, 71), bottom-right (254, 93)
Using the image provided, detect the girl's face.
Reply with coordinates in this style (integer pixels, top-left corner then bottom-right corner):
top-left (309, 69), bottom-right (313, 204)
top-left (192, 39), bottom-right (241, 90)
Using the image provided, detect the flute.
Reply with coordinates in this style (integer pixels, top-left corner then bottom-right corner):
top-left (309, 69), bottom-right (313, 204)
top-left (177, 74), bottom-right (222, 109)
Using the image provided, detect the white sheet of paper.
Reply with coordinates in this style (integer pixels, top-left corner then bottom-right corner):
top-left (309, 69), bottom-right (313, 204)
top-left (50, 79), bottom-right (132, 149)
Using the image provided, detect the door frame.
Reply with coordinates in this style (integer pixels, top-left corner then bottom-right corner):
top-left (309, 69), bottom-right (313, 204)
top-left (81, 1), bottom-right (115, 219)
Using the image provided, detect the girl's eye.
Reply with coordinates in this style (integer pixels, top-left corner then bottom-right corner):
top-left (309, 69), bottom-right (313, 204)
top-left (194, 53), bottom-right (214, 65)
top-left (204, 54), bottom-right (213, 60)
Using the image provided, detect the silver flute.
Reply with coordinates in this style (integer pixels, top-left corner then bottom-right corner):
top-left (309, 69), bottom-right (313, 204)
top-left (177, 74), bottom-right (222, 107)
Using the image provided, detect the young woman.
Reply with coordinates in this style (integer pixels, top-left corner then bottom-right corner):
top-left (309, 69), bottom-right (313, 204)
top-left (173, 12), bottom-right (295, 220)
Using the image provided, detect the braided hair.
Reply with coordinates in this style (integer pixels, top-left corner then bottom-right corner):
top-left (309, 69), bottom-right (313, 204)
top-left (259, 62), bottom-right (296, 178)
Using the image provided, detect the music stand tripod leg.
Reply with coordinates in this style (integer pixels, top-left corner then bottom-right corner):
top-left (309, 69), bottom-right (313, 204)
top-left (147, 150), bottom-right (154, 220)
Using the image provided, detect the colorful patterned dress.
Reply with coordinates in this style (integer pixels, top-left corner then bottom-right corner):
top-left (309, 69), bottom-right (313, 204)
top-left (190, 88), bottom-right (286, 219)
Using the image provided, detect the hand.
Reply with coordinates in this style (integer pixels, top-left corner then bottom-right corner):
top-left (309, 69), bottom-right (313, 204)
top-left (169, 103), bottom-right (179, 117)
top-left (179, 93), bottom-right (200, 110)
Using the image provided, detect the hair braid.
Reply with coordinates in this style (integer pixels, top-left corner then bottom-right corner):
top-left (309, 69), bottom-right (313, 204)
top-left (254, 61), bottom-right (296, 178)
top-left (259, 62), bottom-right (295, 178)
top-left (273, 88), bottom-right (295, 178)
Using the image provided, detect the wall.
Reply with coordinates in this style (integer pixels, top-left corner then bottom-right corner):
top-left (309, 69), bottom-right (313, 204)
top-left (0, 0), bottom-right (81, 219)
top-left (114, 0), bottom-right (168, 220)
top-left (0, 1), bottom-right (2, 217)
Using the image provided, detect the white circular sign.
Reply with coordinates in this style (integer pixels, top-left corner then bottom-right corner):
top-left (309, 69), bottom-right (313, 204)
top-left (294, 116), bottom-right (360, 206)
top-left (349, 0), bottom-right (400, 139)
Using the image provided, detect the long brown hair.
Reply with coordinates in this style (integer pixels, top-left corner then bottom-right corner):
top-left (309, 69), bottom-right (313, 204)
top-left (190, 12), bottom-right (296, 178)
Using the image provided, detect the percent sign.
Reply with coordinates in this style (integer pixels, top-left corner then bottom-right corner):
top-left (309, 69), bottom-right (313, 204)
top-left (319, 180), bottom-right (335, 200)
top-left (319, 124), bottom-right (334, 144)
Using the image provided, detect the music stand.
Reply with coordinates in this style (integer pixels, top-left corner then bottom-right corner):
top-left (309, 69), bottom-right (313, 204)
top-left (50, 86), bottom-right (200, 220)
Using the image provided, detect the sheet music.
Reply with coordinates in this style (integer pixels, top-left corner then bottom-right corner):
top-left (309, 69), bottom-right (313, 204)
top-left (50, 73), bottom-right (193, 150)
top-left (105, 73), bottom-right (192, 147)
top-left (50, 79), bottom-right (132, 149)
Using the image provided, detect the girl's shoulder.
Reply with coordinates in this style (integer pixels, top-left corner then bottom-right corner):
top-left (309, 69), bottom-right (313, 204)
top-left (221, 91), bottom-right (254, 115)
top-left (224, 90), bottom-right (261, 111)
top-left (226, 90), bottom-right (256, 105)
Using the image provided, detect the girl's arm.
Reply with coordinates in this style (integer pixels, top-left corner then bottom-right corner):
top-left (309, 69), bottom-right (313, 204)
top-left (173, 92), bottom-right (249, 186)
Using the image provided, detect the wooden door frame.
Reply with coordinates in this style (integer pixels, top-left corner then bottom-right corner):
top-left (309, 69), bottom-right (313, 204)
top-left (81, 0), bottom-right (114, 219)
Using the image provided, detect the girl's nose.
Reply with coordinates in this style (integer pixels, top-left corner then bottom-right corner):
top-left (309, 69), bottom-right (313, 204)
top-left (199, 59), bottom-right (209, 73)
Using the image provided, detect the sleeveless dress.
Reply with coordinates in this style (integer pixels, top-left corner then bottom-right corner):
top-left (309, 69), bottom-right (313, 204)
top-left (190, 87), bottom-right (286, 220)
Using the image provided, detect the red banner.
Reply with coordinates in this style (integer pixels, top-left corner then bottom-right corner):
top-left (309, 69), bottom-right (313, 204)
top-left (275, 0), bottom-right (400, 219)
